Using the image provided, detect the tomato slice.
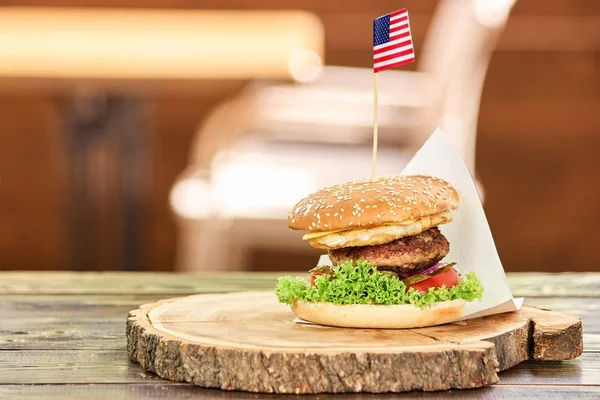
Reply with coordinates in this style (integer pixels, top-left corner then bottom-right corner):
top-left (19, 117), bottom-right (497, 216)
top-left (310, 271), bottom-right (323, 286)
top-left (406, 267), bottom-right (459, 293)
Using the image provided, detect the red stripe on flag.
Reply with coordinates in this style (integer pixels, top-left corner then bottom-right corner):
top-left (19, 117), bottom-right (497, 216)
top-left (373, 40), bottom-right (412, 56)
top-left (390, 8), bottom-right (407, 17)
top-left (374, 57), bottom-right (415, 73)
top-left (390, 17), bottom-right (408, 26)
top-left (374, 48), bottom-right (414, 64)
top-left (390, 23), bottom-right (409, 34)
top-left (387, 30), bottom-right (411, 41)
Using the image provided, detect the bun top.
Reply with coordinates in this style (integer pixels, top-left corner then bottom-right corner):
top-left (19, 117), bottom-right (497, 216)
top-left (288, 175), bottom-right (459, 232)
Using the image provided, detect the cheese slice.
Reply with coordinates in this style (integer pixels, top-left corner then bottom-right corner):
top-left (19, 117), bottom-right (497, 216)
top-left (301, 219), bottom-right (418, 240)
top-left (302, 228), bottom-right (353, 240)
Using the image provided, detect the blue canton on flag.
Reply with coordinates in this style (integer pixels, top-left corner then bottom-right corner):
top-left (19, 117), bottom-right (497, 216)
top-left (373, 8), bottom-right (415, 72)
top-left (373, 15), bottom-right (391, 47)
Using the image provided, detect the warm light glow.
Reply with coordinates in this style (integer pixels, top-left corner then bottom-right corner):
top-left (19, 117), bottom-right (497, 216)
top-left (212, 159), bottom-right (316, 218)
top-left (170, 154), bottom-right (316, 220)
top-left (288, 48), bottom-right (323, 83)
top-left (474, 0), bottom-right (516, 28)
top-left (264, 100), bottom-right (375, 127)
top-left (438, 113), bottom-right (466, 153)
top-left (170, 175), bottom-right (213, 219)
top-left (0, 8), bottom-right (324, 80)
top-left (254, 68), bottom-right (431, 132)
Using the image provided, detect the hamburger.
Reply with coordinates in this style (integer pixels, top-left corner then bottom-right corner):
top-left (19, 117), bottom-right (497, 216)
top-left (275, 174), bottom-right (483, 328)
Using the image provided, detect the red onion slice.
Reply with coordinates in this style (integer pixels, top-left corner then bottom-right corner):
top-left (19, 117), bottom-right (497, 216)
top-left (396, 262), bottom-right (446, 278)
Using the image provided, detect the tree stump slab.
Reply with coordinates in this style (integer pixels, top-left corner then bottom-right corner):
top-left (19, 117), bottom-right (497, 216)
top-left (126, 291), bottom-right (582, 394)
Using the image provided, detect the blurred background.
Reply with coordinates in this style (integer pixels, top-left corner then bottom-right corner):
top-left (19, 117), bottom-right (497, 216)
top-left (0, 0), bottom-right (598, 273)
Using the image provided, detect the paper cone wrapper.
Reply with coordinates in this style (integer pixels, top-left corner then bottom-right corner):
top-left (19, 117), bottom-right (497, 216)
top-left (294, 128), bottom-right (522, 325)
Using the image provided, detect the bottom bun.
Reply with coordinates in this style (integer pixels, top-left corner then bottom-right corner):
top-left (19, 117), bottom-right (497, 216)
top-left (292, 299), bottom-right (466, 329)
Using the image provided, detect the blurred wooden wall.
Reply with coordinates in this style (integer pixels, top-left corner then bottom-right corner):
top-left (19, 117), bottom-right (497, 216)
top-left (0, 0), bottom-right (598, 272)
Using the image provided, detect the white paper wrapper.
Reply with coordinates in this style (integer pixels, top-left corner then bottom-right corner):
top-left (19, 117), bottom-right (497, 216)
top-left (294, 128), bottom-right (522, 325)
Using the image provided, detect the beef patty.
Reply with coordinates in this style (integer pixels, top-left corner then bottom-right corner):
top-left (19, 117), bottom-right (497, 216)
top-left (328, 227), bottom-right (449, 275)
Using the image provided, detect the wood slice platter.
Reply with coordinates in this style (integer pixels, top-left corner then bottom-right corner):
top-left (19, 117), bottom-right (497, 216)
top-left (126, 291), bottom-right (582, 394)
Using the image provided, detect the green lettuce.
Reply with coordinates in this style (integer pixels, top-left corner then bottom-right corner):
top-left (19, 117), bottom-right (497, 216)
top-left (275, 260), bottom-right (483, 309)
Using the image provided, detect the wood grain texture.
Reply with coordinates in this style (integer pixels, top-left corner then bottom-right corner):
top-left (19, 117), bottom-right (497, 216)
top-left (125, 292), bottom-right (582, 394)
top-left (0, 294), bottom-right (161, 350)
top-left (2, 294), bottom-right (599, 351)
top-left (0, 272), bottom-right (596, 399)
top-left (1, 271), bottom-right (599, 296)
top-left (2, 384), bottom-right (600, 400)
top-left (0, 350), bottom-right (161, 384)
top-left (2, 350), bottom-right (598, 386)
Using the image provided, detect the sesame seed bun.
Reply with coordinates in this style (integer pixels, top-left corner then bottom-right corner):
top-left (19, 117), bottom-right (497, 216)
top-left (288, 175), bottom-right (459, 233)
top-left (292, 299), bottom-right (466, 329)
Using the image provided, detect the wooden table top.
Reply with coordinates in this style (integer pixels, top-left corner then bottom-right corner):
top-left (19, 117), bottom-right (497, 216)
top-left (1, 271), bottom-right (599, 399)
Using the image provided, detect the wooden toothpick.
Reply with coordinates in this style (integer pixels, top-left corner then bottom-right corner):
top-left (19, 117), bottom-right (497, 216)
top-left (371, 72), bottom-right (379, 180)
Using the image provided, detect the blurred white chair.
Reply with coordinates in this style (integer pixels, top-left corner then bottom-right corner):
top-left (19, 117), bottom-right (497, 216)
top-left (170, 0), bottom-right (518, 272)
top-left (0, 7), bottom-right (325, 271)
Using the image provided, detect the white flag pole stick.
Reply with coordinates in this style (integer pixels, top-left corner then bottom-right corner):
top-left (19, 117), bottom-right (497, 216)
top-left (371, 71), bottom-right (379, 180)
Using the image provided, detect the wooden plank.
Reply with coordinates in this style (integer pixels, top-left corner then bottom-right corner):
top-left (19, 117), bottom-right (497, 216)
top-left (0, 350), bottom-right (158, 384)
top-left (1, 272), bottom-right (599, 297)
top-left (1, 349), bottom-right (599, 386)
top-left (1, 295), bottom-right (598, 351)
top-left (1, 324), bottom-right (123, 350)
top-left (502, 357), bottom-right (600, 386)
top-left (0, 271), bottom-right (284, 295)
top-left (1, 336), bottom-right (124, 351)
top-left (508, 273), bottom-right (600, 297)
top-left (581, 333), bottom-right (600, 352)
top-left (523, 297), bottom-right (600, 316)
top-left (1, 384), bottom-right (600, 400)
top-left (0, 294), bottom-right (157, 350)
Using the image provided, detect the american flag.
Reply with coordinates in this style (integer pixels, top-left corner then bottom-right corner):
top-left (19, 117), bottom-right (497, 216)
top-left (373, 8), bottom-right (415, 73)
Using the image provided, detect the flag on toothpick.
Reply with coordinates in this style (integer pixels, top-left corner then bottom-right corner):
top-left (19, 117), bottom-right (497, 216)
top-left (373, 8), bottom-right (415, 72)
top-left (371, 8), bottom-right (415, 180)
